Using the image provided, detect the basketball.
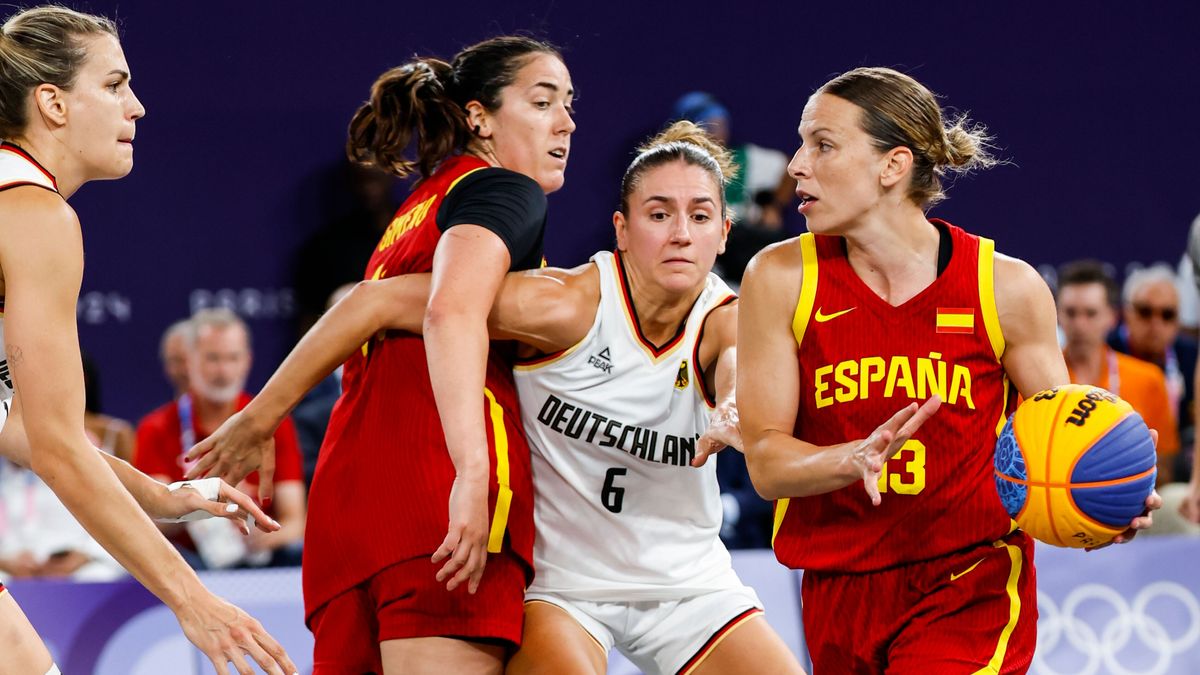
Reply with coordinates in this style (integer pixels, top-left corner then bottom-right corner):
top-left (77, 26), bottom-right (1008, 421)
top-left (994, 384), bottom-right (1157, 548)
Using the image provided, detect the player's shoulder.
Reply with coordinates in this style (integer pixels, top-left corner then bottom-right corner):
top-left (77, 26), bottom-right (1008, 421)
top-left (993, 252), bottom-right (1052, 314)
top-left (0, 186), bottom-right (77, 238)
top-left (743, 236), bottom-right (804, 287)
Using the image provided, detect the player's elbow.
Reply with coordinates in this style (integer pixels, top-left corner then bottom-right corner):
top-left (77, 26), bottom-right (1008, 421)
top-left (744, 438), bottom-right (785, 501)
top-left (27, 428), bottom-right (90, 484)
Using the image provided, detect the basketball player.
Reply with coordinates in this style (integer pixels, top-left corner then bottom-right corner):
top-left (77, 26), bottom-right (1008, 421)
top-left (737, 67), bottom-right (1161, 672)
top-left (0, 6), bottom-right (297, 675)
top-left (190, 37), bottom-right (573, 674)
top-left (189, 122), bottom-right (803, 674)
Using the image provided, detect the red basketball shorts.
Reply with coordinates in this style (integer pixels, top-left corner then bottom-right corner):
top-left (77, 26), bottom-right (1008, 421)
top-left (801, 529), bottom-right (1037, 674)
top-left (309, 550), bottom-right (526, 675)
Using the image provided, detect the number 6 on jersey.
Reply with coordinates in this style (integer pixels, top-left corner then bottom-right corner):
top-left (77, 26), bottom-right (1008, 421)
top-left (602, 467), bottom-right (626, 513)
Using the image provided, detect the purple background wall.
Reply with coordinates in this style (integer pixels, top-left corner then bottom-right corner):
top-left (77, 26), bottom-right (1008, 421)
top-left (59, 1), bottom-right (1199, 421)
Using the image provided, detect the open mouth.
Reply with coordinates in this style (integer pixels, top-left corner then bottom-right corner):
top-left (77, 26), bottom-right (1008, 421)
top-left (549, 148), bottom-right (566, 160)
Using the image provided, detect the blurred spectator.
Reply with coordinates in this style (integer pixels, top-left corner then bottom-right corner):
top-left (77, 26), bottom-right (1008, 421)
top-left (1057, 260), bottom-right (1179, 484)
top-left (0, 458), bottom-right (125, 582)
top-left (716, 450), bottom-right (773, 549)
top-left (159, 318), bottom-right (192, 397)
top-left (293, 161), bottom-right (397, 336)
top-left (1108, 263), bottom-right (1197, 480)
top-left (291, 283), bottom-right (355, 487)
top-left (81, 352), bottom-right (136, 462)
top-left (135, 308), bottom-right (306, 568)
top-left (673, 92), bottom-right (794, 284)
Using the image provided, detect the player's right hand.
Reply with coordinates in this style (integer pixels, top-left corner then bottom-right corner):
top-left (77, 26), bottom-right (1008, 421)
top-left (851, 396), bottom-right (941, 505)
top-left (176, 591), bottom-right (298, 675)
top-left (184, 410), bottom-right (278, 504)
top-left (432, 473), bottom-right (490, 594)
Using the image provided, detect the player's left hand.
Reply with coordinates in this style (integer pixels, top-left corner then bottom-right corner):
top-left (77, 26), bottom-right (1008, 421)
top-left (693, 398), bottom-right (741, 467)
top-left (432, 472), bottom-right (490, 594)
top-left (149, 477), bottom-right (280, 536)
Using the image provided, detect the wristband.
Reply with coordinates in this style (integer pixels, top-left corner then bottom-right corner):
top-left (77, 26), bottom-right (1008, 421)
top-left (158, 478), bottom-right (223, 522)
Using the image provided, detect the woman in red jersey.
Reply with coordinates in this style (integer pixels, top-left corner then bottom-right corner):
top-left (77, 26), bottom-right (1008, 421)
top-left (0, 6), bottom-right (296, 675)
top-left (737, 67), bottom-right (1162, 673)
top-left (190, 37), bottom-right (574, 674)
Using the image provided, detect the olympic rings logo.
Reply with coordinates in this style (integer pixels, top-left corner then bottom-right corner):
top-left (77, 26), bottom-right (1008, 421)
top-left (1035, 582), bottom-right (1200, 675)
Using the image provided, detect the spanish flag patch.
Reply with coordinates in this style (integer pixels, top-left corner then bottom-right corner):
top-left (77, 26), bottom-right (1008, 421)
top-left (936, 307), bottom-right (975, 334)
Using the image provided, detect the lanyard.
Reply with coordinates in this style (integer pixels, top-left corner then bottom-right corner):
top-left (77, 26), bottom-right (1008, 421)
top-left (177, 394), bottom-right (198, 472)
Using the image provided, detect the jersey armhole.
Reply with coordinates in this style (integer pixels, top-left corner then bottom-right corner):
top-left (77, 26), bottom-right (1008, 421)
top-left (791, 233), bottom-right (819, 348)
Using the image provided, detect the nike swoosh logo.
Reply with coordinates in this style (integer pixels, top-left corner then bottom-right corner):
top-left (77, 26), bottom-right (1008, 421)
top-left (814, 306), bottom-right (856, 322)
top-left (950, 558), bottom-right (985, 582)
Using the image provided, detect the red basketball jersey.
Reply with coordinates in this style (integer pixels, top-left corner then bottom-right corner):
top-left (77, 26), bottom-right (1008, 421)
top-left (772, 221), bottom-right (1016, 572)
top-left (304, 155), bottom-right (536, 618)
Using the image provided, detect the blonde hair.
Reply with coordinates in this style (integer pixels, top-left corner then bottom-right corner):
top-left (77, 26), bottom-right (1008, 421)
top-left (0, 5), bottom-right (118, 138)
top-left (620, 120), bottom-right (738, 216)
top-left (818, 67), bottom-right (996, 208)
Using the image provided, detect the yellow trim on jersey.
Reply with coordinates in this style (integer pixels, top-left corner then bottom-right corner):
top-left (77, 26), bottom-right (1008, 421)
top-left (791, 233), bottom-right (819, 348)
top-left (484, 387), bottom-right (513, 553)
top-left (995, 376), bottom-right (1011, 437)
top-left (447, 166), bottom-right (487, 195)
top-left (771, 498), bottom-right (790, 546)
top-left (978, 237), bottom-right (1005, 362)
top-left (972, 538), bottom-right (1024, 674)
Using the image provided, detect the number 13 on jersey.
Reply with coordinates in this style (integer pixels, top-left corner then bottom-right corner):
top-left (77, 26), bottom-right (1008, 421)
top-left (876, 439), bottom-right (926, 495)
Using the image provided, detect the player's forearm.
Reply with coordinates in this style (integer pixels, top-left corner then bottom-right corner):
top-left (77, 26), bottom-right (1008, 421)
top-left (99, 450), bottom-right (168, 511)
top-left (745, 430), bottom-right (861, 500)
top-left (425, 309), bottom-right (492, 479)
top-left (30, 436), bottom-right (203, 610)
top-left (245, 280), bottom-right (393, 427)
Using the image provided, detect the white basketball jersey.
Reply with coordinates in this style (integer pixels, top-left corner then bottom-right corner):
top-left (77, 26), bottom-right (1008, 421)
top-left (0, 143), bottom-right (59, 424)
top-left (516, 250), bottom-right (742, 600)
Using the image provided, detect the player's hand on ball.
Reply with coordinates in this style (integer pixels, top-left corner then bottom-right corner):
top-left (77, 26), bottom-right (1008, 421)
top-left (433, 472), bottom-right (490, 594)
top-left (853, 396), bottom-right (941, 506)
top-left (185, 410), bottom-right (278, 504)
top-left (177, 592), bottom-right (298, 675)
top-left (693, 398), bottom-right (741, 467)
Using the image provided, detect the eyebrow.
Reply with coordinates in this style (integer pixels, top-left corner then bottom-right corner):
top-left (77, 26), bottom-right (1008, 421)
top-left (532, 82), bottom-right (574, 97)
top-left (642, 196), bottom-right (717, 206)
top-left (108, 69), bottom-right (130, 82)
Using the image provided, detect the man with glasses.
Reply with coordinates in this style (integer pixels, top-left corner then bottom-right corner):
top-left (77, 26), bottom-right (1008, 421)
top-left (1057, 260), bottom-right (1180, 484)
top-left (1108, 265), bottom-right (1197, 483)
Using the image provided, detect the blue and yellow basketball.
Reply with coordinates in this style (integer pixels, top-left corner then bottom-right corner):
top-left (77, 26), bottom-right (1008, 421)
top-left (994, 384), bottom-right (1157, 548)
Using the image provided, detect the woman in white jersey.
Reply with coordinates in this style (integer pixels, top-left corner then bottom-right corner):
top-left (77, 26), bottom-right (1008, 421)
top-left (189, 122), bottom-right (803, 674)
top-left (0, 7), bottom-right (297, 675)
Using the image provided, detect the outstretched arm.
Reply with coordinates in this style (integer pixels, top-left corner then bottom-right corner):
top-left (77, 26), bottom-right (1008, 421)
top-left (0, 190), bottom-right (295, 675)
top-left (186, 264), bottom-right (595, 493)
